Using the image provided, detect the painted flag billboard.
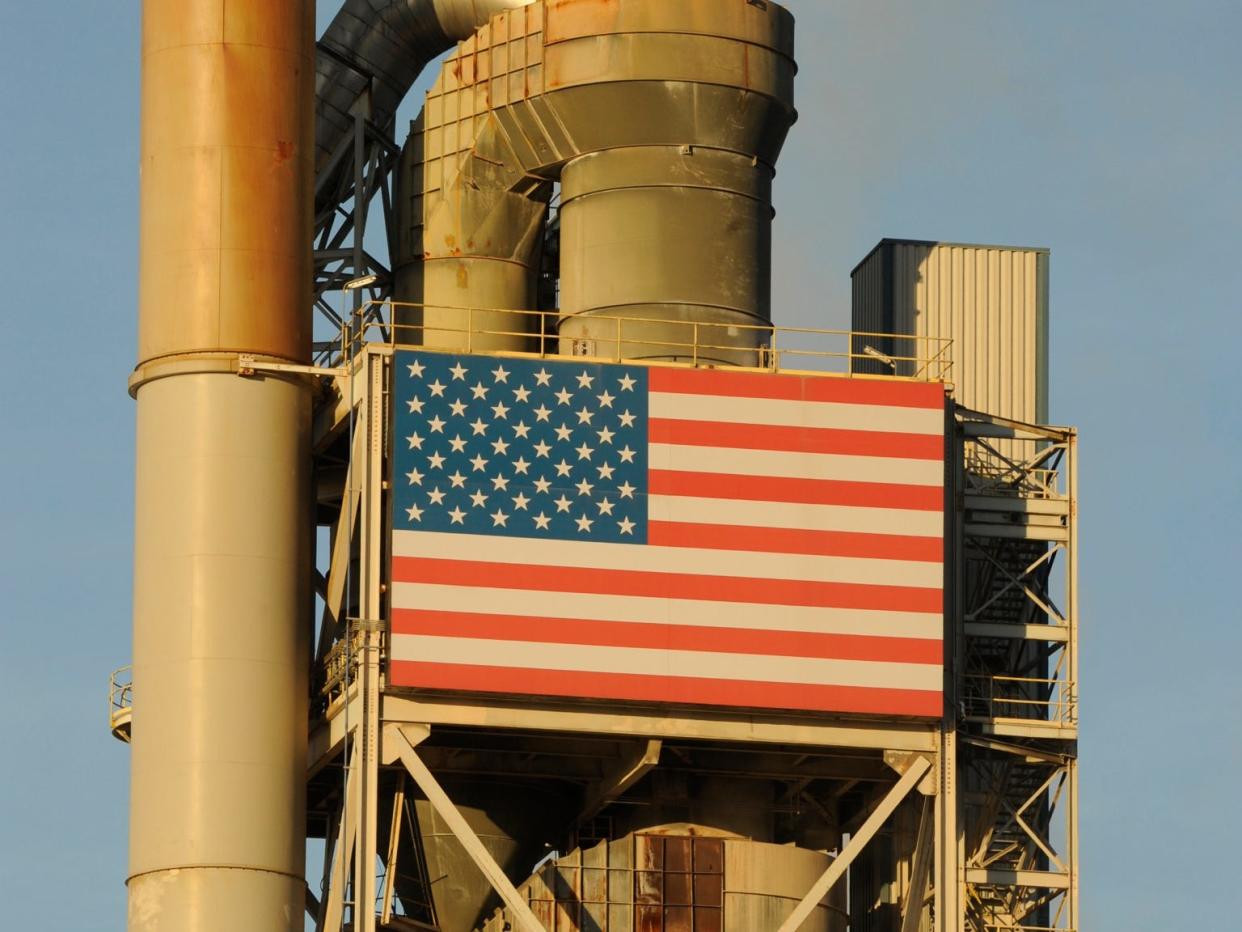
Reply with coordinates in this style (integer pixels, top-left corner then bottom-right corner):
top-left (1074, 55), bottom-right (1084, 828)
top-left (389, 352), bottom-right (945, 718)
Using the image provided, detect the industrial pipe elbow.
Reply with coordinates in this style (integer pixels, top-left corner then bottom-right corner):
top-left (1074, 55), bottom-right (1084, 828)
top-left (432, 0), bottom-right (535, 40)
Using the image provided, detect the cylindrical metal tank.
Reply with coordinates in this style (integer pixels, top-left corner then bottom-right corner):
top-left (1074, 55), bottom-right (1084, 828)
top-left (478, 825), bottom-right (847, 932)
top-left (128, 1), bottom-right (313, 929)
top-left (558, 147), bottom-right (775, 365)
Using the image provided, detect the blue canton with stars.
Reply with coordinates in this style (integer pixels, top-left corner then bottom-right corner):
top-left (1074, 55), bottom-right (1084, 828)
top-left (392, 352), bottom-right (649, 544)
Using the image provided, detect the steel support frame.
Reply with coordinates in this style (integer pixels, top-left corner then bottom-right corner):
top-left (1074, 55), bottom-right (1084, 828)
top-left (952, 410), bottom-right (1079, 932)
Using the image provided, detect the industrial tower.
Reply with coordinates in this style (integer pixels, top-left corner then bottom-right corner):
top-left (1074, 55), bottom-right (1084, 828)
top-left (112, 2), bottom-right (1080, 930)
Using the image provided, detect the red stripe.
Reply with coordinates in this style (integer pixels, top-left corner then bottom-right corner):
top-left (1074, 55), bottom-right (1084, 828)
top-left (649, 520), bottom-right (943, 563)
top-left (649, 367), bottom-right (946, 409)
top-left (392, 557), bottom-right (943, 613)
top-left (392, 610), bottom-right (943, 664)
top-left (649, 418), bottom-right (943, 460)
top-left (389, 661), bottom-right (943, 718)
top-left (649, 470), bottom-right (944, 512)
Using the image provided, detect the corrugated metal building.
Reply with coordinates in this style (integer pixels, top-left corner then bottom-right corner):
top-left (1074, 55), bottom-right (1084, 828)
top-left (851, 239), bottom-right (1049, 424)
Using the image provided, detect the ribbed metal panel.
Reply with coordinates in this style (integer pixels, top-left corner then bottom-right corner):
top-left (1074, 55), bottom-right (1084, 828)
top-left (851, 240), bottom-right (1049, 423)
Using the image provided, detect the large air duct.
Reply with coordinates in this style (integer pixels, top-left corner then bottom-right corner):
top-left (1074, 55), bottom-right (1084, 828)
top-left (316, 0), bottom-right (535, 204)
top-left (128, 1), bottom-right (314, 929)
top-left (394, 0), bottom-right (797, 363)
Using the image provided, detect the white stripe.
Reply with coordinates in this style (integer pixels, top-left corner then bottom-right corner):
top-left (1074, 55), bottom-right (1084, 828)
top-left (392, 582), bottom-right (943, 640)
top-left (390, 635), bottom-right (942, 691)
top-left (649, 443), bottom-right (942, 486)
top-left (653, 496), bottom-right (944, 538)
top-left (395, 531), bottom-right (942, 588)
top-left (650, 392), bottom-right (943, 435)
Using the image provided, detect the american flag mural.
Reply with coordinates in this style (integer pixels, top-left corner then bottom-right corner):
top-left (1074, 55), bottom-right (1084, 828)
top-left (389, 352), bottom-right (946, 718)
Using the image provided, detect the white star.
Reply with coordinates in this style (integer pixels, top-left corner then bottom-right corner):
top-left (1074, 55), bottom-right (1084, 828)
top-left (596, 426), bottom-right (615, 445)
top-left (554, 495), bottom-right (573, 513)
top-left (449, 434), bottom-right (467, 453)
top-left (491, 401), bottom-right (510, 420)
top-left (405, 504), bottom-right (424, 522)
top-left (469, 454), bottom-right (489, 472)
top-left (513, 421), bottom-right (532, 439)
top-left (618, 374), bottom-right (637, 392)
top-left (576, 478), bottom-right (595, 497)
top-left (470, 418), bottom-right (489, 436)
top-left (449, 399), bottom-right (468, 417)
top-left (575, 514), bottom-right (595, 533)
top-left (554, 424), bottom-right (573, 442)
top-left (407, 432), bottom-right (424, 450)
top-left (533, 440), bottom-right (552, 458)
top-left (533, 476), bottom-right (552, 495)
top-left (534, 368), bottom-right (553, 386)
top-left (469, 490), bottom-right (489, 508)
top-left (576, 442), bottom-right (594, 461)
top-left (448, 507), bottom-right (467, 525)
top-left (533, 405), bottom-right (552, 422)
top-left (491, 438), bottom-right (511, 456)
top-left (576, 406), bottom-right (594, 425)
top-left (491, 509), bottom-right (509, 527)
top-left (618, 481), bottom-right (636, 499)
top-left (406, 468), bottom-right (424, 486)
top-left (448, 470), bottom-right (467, 489)
top-left (428, 415), bottom-right (446, 433)
top-left (512, 492), bottom-right (530, 511)
top-left (596, 390), bottom-right (615, 408)
top-left (449, 362), bottom-right (468, 381)
top-left (618, 517), bottom-right (636, 536)
top-left (470, 381), bottom-right (489, 400)
top-left (407, 396), bottom-right (425, 414)
top-left (619, 410), bottom-right (636, 428)
top-left (597, 462), bottom-right (615, 480)
top-left (513, 385), bottom-right (531, 403)
top-left (428, 379), bottom-right (447, 397)
top-left (533, 512), bottom-right (552, 530)
top-left (513, 457), bottom-right (531, 475)
top-left (576, 371), bottom-right (595, 389)
top-left (406, 360), bottom-right (425, 378)
top-left (492, 365), bottom-right (510, 383)
top-left (427, 487), bottom-right (446, 505)
top-left (554, 460), bottom-right (573, 478)
top-left (427, 452), bottom-right (446, 470)
top-left (618, 445), bottom-right (637, 464)
top-left (491, 474), bottom-right (511, 492)
top-left (554, 387), bottom-right (573, 406)
top-left (596, 498), bottom-right (615, 516)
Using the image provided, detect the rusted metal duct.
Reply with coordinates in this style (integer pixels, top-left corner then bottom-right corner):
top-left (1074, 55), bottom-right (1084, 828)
top-left (315, 0), bottom-right (534, 197)
top-left (394, 0), bottom-right (798, 363)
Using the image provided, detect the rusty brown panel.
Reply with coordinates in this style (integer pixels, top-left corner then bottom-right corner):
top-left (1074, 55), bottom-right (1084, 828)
top-left (665, 836), bottom-right (692, 873)
top-left (636, 904), bottom-right (663, 932)
top-left (693, 837), bottom-right (724, 875)
top-left (636, 834), bottom-right (664, 871)
top-left (694, 906), bottom-right (723, 932)
top-left (664, 872), bottom-right (693, 907)
top-left (664, 906), bottom-right (694, 931)
top-left (635, 871), bottom-right (664, 906)
top-left (695, 873), bottom-right (723, 908)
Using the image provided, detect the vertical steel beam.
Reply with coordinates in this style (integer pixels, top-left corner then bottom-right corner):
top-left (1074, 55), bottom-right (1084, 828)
top-left (128, 1), bottom-right (313, 929)
top-left (778, 756), bottom-right (933, 932)
top-left (387, 727), bottom-right (547, 932)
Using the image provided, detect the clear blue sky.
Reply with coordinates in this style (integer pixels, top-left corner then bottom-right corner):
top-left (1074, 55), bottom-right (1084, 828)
top-left (2, 2), bottom-right (1238, 928)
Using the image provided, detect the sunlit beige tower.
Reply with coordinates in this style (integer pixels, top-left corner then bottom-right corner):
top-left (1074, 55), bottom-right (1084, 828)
top-left (127, 1), bottom-right (314, 928)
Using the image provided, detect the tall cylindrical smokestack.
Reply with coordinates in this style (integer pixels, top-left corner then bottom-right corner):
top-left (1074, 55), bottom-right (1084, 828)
top-left (128, 2), bottom-right (314, 929)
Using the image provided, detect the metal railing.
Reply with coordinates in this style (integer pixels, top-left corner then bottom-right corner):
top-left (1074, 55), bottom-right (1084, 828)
top-left (109, 665), bottom-right (133, 743)
top-left (962, 674), bottom-right (1077, 726)
top-left (323, 300), bottom-right (954, 381)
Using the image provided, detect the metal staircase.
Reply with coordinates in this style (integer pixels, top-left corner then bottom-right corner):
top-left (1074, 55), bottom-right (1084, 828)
top-left (955, 410), bottom-right (1078, 932)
